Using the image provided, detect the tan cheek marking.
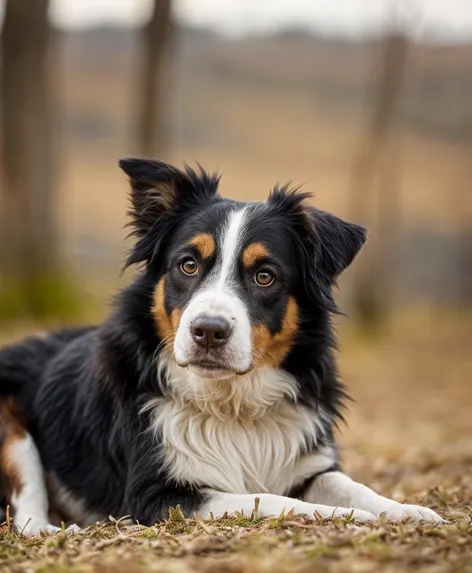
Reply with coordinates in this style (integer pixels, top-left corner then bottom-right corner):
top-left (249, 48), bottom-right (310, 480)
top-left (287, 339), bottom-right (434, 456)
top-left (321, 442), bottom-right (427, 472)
top-left (152, 277), bottom-right (183, 348)
top-left (170, 308), bottom-right (183, 335)
top-left (242, 242), bottom-right (270, 269)
top-left (251, 297), bottom-right (299, 367)
top-left (0, 398), bottom-right (27, 498)
top-left (189, 233), bottom-right (215, 259)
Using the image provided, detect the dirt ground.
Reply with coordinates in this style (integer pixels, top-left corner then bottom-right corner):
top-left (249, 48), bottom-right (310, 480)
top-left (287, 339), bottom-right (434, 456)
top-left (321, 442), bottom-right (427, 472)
top-left (1, 308), bottom-right (471, 573)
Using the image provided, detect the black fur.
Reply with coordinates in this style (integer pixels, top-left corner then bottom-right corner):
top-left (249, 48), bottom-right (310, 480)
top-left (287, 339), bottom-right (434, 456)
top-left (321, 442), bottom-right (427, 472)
top-left (0, 159), bottom-right (366, 525)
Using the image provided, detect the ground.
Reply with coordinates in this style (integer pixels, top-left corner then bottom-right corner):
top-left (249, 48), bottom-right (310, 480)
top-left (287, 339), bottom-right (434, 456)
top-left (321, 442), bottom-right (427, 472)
top-left (1, 309), bottom-right (471, 572)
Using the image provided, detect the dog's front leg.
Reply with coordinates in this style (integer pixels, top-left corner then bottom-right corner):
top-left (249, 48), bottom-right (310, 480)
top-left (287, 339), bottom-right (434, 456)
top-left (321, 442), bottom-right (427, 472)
top-left (126, 484), bottom-right (376, 525)
top-left (0, 429), bottom-right (62, 536)
top-left (198, 490), bottom-right (377, 522)
top-left (305, 471), bottom-right (443, 523)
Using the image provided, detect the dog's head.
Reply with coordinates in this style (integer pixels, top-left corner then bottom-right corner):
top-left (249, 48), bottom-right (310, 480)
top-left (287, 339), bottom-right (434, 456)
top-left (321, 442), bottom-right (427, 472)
top-left (120, 158), bottom-right (366, 382)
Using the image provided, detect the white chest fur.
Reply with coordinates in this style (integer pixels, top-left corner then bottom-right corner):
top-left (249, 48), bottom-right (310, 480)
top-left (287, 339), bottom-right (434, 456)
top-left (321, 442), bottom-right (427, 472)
top-left (145, 365), bottom-right (335, 495)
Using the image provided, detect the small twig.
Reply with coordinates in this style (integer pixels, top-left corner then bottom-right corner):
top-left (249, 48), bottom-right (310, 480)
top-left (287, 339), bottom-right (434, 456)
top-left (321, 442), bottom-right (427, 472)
top-left (253, 497), bottom-right (260, 520)
top-left (5, 505), bottom-right (11, 535)
top-left (115, 514), bottom-right (131, 536)
top-left (20, 517), bottom-right (31, 536)
top-left (195, 512), bottom-right (214, 535)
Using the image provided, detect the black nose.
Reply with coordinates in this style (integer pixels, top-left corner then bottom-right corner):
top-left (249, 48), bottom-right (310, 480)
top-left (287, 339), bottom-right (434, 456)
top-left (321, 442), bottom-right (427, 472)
top-left (191, 315), bottom-right (232, 349)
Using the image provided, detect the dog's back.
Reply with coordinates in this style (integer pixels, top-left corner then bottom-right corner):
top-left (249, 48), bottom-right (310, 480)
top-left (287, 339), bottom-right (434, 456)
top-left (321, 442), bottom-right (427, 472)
top-left (0, 327), bottom-right (93, 400)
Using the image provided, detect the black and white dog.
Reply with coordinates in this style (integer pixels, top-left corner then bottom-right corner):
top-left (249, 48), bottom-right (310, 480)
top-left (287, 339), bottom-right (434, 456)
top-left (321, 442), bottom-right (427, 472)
top-left (0, 159), bottom-right (442, 535)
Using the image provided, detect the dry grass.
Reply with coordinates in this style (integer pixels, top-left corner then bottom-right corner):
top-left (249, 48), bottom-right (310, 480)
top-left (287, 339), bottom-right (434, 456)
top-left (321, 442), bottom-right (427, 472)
top-left (1, 309), bottom-right (471, 572)
top-left (1, 508), bottom-right (471, 573)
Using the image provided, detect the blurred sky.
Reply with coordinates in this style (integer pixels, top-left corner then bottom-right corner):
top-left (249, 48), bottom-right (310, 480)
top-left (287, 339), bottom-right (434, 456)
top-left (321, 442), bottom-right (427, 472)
top-left (48, 0), bottom-right (472, 42)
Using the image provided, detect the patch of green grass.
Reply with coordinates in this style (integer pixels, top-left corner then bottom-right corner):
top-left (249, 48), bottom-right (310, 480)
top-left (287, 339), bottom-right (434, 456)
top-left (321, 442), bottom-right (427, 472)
top-left (0, 272), bottom-right (81, 322)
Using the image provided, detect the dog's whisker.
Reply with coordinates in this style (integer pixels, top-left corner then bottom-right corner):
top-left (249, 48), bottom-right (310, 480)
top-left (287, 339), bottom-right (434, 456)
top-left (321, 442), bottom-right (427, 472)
top-left (152, 335), bottom-right (175, 362)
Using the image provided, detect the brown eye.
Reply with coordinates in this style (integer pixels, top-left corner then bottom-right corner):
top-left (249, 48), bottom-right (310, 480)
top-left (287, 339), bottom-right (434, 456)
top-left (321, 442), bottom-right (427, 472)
top-left (180, 258), bottom-right (198, 276)
top-left (254, 270), bottom-right (274, 287)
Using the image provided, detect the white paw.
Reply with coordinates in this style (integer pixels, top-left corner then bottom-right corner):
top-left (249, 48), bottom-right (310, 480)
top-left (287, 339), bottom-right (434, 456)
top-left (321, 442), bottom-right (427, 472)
top-left (16, 518), bottom-right (61, 537)
top-left (377, 501), bottom-right (443, 523)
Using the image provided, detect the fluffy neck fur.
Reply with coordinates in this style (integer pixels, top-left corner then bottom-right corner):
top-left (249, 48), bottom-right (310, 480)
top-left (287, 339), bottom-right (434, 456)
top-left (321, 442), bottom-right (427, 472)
top-left (157, 356), bottom-right (300, 421)
top-left (142, 362), bottom-right (331, 494)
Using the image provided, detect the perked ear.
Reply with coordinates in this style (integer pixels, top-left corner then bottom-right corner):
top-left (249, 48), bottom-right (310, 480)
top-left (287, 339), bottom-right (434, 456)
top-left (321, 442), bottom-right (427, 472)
top-left (119, 158), bottom-right (180, 238)
top-left (267, 186), bottom-right (366, 311)
top-left (119, 158), bottom-right (220, 267)
top-left (310, 208), bottom-right (367, 280)
top-left (119, 158), bottom-right (220, 238)
top-left (267, 186), bottom-right (366, 281)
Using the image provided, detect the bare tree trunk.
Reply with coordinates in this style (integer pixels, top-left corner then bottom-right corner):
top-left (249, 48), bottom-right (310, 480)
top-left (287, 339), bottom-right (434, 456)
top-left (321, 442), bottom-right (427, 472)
top-left (456, 69), bottom-right (472, 305)
top-left (349, 33), bottom-right (409, 333)
top-left (458, 228), bottom-right (472, 304)
top-left (138, 0), bottom-right (173, 158)
top-left (0, 0), bottom-right (70, 318)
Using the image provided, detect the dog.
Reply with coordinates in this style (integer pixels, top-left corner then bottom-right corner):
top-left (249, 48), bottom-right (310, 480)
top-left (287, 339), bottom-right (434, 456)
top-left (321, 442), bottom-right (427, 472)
top-left (0, 158), bottom-right (442, 535)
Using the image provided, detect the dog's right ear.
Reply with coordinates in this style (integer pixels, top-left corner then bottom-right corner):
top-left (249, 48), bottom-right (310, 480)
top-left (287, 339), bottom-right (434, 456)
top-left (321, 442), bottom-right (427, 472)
top-left (119, 158), bottom-right (220, 267)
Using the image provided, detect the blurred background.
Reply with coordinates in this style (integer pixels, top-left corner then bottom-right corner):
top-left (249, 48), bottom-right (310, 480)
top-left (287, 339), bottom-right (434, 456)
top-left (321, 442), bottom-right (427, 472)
top-left (0, 0), bottom-right (471, 506)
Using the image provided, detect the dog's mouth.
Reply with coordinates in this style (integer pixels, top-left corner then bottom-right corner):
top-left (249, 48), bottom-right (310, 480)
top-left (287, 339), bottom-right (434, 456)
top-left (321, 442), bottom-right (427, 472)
top-left (188, 362), bottom-right (234, 380)
top-left (178, 359), bottom-right (253, 379)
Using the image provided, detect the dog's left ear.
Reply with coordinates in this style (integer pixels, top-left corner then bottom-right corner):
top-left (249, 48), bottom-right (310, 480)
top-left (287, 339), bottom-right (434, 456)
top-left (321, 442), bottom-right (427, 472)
top-left (309, 208), bottom-right (367, 281)
top-left (119, 158), bottom-right (219, 237)
top-left (119, 158), bottom-right (220, 267)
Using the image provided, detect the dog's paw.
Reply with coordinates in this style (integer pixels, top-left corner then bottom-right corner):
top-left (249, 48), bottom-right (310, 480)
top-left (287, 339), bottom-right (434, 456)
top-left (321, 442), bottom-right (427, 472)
top-left (377, 501), bottom-right (443, 523)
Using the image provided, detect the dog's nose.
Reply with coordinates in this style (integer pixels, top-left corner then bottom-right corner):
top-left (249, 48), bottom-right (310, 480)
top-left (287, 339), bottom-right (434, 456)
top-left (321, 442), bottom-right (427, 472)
top-left (191, 315), bottom-right (232, 349)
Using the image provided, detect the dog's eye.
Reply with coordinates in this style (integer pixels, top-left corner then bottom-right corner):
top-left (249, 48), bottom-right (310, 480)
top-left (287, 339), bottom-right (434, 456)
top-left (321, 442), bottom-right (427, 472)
top-left (254, 270), bottom-right (275, 287)
top-left (180, 258), bottom-right (198, 276)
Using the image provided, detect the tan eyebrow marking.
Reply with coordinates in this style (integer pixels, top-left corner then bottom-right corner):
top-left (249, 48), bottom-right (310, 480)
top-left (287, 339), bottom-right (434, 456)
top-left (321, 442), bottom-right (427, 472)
top-left (189, 233), bottom-right (215, 259)
top-left (242, 242), bottom-right (270, 269)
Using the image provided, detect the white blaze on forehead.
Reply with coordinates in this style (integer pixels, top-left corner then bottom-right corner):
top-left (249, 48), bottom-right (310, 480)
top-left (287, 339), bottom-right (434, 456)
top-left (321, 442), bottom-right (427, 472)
top-left (173, 206), bottom-right (253, 374)
top-left (215, 208), bottom-right (248, 289)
